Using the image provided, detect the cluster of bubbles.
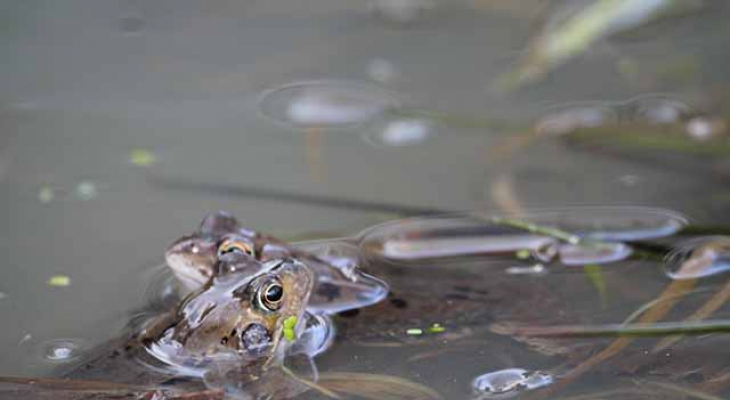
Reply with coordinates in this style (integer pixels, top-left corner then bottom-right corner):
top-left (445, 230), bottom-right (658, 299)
top-left (534, 94), bottom-right (726, 140)
top-left (257, 80), bottom-right (437, 148)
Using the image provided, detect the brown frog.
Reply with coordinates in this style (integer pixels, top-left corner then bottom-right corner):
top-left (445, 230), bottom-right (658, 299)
top-left (165, 211), bottom-right (388, 314)
top-left (1, 253), bottom-right (317, 400)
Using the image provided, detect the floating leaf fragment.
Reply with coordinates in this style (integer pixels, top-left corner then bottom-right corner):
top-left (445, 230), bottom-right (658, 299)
top-left (37, 186), bottom-right (54, 204)
top-left (128, 148), bottom-right (157, 167)
top-left (427, 323), bottom-right (446, 334)
top-left (48, 275), bottom-right (71, 287)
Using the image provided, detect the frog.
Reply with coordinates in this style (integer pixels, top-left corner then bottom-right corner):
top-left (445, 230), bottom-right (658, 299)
top-left (164, 211), bottom-right (388, 315)
top-left (1, 253), bottom-right (319, 400)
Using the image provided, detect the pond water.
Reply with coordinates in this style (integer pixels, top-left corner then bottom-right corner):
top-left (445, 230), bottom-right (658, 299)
top-left (1, 0), bottom-right (730, 399)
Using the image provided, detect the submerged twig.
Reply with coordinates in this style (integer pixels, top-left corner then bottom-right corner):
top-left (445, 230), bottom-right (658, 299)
top-left (542, 278), bottom-right (696, 393)
top-left (642, 380), bottom-right (728, 400)
top-left (318, 372), bottom-right (443, 400)
top-left (653, 279), bottom-right (730, 352)
top-left (512, 319), bottom-right (730, 338)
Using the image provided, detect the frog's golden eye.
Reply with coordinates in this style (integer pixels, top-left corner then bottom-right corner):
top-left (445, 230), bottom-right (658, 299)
top-left (218, 239), bottom-right (255, 258)
top-left (258, 279), bottom-right (284, 312)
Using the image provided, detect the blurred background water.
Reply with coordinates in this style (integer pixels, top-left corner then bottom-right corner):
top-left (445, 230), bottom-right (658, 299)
top-left (1, 0), bottom-right (730, 398)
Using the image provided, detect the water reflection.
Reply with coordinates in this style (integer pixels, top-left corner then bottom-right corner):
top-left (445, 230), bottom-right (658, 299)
top-left (257, 81), bottom-right (400, 130)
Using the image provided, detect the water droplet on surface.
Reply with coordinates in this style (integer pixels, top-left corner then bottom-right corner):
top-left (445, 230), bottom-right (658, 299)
top-left (364, 118), bottom-right (436, 147)
top-left (558, 242), bottom-right (633, 266)
top-left (42, 339), bottom-right (85, 362)
top-left (74, 181), bottom-right (97, 201)
top-left (258, 81), bottom-right (399, 130)
top-left (664, 236), bottom-right (730, 280)
top-left (472, 368), bottom-right (553, 398)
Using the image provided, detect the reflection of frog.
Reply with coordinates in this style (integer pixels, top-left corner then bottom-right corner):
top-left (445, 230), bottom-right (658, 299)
top-left (1, 253), bottom-right (318, 399)
top-left (165, 211), bottom-right (388, 314)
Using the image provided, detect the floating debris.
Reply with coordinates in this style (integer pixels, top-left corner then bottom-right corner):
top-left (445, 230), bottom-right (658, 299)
top-left (364, 118), bottom-right (436, 147)
top-left (664, 237), bottom-right (730, 280)
top-left (472, 368), bottom-right (553, 398)
top-left (406, 328), bottom-right (423, 336)
top-left (48, 275), bottom-right (71, 287)
top-left (427, 323), bottom-right (446, 334)
top-left (128, 148), bottom-right (157, 167)
top-left (42, 338), bottom-right (85, 362)
top-left (37, 186), bottom-right (55, 204)
top-left (496, 0), bottom-right (704, 90)
top-left (258, 81), bottom-right (399, 130)
top-left (74, 181), bottom-right (97, 201)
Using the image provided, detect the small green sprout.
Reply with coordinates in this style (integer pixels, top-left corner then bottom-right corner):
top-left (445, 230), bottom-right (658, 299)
top-left (283, 316), bottom-right (298, 342)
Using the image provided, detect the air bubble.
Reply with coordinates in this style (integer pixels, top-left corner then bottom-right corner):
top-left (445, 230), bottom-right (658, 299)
top-left (42, 339), bottom-right (85, 362)
top-left (258, 81), bottom-right (399, 130)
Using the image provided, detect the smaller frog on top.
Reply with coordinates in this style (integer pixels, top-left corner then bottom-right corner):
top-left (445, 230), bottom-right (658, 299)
top-left (164, 211), bottom-right (388, 315)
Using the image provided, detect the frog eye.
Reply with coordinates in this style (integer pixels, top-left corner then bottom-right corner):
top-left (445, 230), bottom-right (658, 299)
top-left (218, 239), bottom-right (255, 258)
top-left (258, 279), bottom-right (284, 312)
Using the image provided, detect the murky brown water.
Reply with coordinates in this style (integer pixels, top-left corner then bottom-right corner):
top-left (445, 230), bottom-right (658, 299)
top-left (1, 0), bottom-right (730, 399)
